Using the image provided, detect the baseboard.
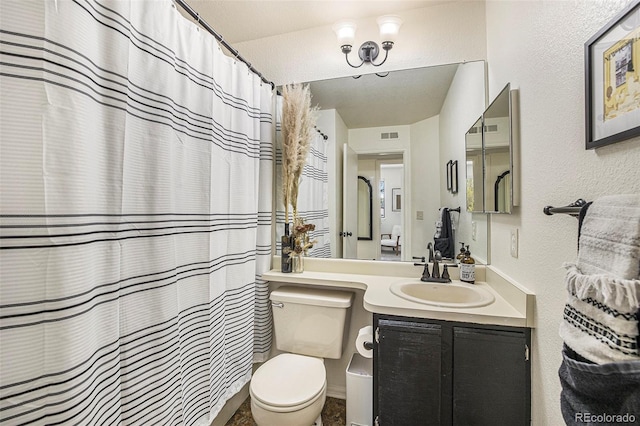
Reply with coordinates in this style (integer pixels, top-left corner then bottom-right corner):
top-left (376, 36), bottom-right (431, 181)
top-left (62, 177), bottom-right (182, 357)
top-left (210, 383), bottom-right (250, 426)
top-left (326, 385), bottom-right (346, 400)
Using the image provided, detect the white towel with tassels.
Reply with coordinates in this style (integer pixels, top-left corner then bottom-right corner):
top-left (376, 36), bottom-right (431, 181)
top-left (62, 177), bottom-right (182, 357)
top-left (559, 194), bottom-right (640, 364)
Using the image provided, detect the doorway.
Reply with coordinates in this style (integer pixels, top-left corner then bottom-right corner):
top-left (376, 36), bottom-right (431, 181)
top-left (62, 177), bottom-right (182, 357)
top-left (345, 152), bottom-right (405, 261)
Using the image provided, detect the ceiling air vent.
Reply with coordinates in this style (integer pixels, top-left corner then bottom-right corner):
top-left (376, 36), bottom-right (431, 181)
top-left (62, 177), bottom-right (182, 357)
top-left (381, 132), bottom-right (399, 140)
top-left (484, 124), bottom-right (498, 132)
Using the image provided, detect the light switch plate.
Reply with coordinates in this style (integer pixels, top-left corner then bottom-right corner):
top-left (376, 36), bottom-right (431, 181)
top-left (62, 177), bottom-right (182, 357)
top-left (416, 210), bottom-right (424, 220)
top-left (510, 228), bottom-right (519, 258)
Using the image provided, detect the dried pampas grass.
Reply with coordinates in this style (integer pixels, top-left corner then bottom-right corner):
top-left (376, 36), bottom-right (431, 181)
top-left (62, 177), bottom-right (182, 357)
top-left (281, 83), bottom-right (317, 223)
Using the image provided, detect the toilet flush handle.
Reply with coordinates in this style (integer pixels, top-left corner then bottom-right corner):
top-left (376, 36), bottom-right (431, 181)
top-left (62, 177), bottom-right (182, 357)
top-left (271, 301), bottom-right (284, 308)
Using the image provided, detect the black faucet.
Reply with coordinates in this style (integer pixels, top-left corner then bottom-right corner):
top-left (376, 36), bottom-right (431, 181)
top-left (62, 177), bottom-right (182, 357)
top-left (419, 250), bottom-right (451, 283)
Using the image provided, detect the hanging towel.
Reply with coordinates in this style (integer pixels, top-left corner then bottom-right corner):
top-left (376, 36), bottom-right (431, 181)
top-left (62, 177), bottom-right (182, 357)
top-left (434, 207), bottom-right (455, 259)
top-left (559, 194), bottom-right (640, 364)
top-left (577, 194), bottom-right (640, 279)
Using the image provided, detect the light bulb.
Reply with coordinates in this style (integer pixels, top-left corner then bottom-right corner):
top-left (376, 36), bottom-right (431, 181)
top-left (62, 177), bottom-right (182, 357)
top-left (377, 15), bottom-right (402, 43)
top-left (332, 20), bottom-right (357, 47)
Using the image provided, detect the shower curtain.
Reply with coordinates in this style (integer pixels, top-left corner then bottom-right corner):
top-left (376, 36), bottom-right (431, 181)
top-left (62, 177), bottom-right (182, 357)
top-left (275, 97), bottom-right (331, 258)
top-left (0, 1), bottom-right (273, 425)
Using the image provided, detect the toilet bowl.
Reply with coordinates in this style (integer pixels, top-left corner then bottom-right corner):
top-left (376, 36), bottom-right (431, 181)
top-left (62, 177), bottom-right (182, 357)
top-left (250, 353), bottom-right (326, 426)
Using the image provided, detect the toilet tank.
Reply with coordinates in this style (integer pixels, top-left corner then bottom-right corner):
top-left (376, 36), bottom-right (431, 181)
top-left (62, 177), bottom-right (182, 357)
top-left (270, 286), bottom-right (354, 359)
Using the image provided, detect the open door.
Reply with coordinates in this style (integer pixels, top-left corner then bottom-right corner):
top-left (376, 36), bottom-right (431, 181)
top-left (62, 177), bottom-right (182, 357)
top-left (342, 144), bottom-right (358, 259)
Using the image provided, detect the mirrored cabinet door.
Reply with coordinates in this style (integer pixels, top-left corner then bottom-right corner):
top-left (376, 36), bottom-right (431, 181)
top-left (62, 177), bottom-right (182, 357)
top-left (465, 117), bottom-right (484, 213)
top-left (465, 83), bottom-right (518, 214)
top-left (484, 84), bottom-right (512, 214)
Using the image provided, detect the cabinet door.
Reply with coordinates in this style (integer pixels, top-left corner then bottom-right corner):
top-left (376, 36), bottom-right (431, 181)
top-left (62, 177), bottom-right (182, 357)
top-left (452, 327), bottom-right (530, 426)
top-left (376, 318), bottom-right (443, 426)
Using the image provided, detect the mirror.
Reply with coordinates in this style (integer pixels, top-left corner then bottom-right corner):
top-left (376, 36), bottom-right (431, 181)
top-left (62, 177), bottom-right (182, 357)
top-left (484, 83), bottom-right (515, 214)
top-left (466, 117), bottom-right (484, 212)
top-left (276, 61), bottom-right (488, 263)
top-left (465, 83), bottom-right (519, 214)
top-left (357, 176), bottom-right (373, 240)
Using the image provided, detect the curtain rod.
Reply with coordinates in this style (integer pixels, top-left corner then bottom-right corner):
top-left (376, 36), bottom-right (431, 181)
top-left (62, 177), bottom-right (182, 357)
top-left (173, 0), bottom-right (275, 90)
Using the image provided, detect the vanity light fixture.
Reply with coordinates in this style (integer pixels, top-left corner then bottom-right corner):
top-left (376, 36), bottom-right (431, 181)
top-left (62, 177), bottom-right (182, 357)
top-left (332, 15), bottom-right (402, 68)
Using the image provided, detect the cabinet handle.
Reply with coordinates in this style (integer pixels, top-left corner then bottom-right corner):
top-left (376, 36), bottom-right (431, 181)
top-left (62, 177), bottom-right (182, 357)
top-left (525, 344), bottom-right (530, 361)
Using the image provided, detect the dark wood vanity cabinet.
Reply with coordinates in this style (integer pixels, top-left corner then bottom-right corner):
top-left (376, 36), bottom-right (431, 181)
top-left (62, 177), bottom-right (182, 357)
top-left (373, 314), bottom-right (531, 426)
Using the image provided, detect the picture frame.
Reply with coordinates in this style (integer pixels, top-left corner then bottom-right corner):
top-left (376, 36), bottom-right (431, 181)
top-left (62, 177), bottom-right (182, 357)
top-left (585, 0), bottom-right (640, 149)
top-left (392, 188), bottom-right (401, 212)
top-left (446, 160), bottom-right (452, 191)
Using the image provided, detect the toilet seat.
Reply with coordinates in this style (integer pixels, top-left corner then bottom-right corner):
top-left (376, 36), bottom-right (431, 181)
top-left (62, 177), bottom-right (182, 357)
top-left (250, 353), bottom-right (326, 413)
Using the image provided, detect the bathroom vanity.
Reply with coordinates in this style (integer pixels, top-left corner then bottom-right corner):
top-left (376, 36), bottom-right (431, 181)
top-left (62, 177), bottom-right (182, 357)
top-left (374, 314), bottom-right (530, 426)
top-left (263, 258), bottom-right (534, 426)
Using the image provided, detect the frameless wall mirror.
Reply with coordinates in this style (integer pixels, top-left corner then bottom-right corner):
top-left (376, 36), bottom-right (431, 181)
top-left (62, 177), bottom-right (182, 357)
top-left (357, 176), bottom-right (373, 240)
top-left (276, 62), bottom-right (488, 263)
top-left (466, 83), bottom-right (519, 214)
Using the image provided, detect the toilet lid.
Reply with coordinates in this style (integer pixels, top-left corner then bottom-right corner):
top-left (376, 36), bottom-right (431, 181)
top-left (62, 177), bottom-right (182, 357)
top-left (250, 354), bottom-right (326, 408)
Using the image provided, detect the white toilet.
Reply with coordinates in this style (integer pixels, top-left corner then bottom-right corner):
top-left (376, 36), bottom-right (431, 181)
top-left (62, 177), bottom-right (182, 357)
top-left (250, 286), bottom-right (354, 426)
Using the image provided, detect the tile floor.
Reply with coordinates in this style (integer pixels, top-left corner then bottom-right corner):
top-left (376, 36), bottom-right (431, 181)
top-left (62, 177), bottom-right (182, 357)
top-left (224, 396), bottom-right (346, 426)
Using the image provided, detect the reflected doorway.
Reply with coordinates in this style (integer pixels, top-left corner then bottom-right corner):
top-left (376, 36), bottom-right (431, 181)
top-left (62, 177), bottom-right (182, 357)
top-left (352, 153), bottom-right (404, 261)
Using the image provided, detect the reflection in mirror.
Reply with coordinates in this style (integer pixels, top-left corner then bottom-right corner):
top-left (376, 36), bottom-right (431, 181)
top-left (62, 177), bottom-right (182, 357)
top-left (276, 61), bottom-right (488, 263)
top-left (484, 83), bottom-right (512, 214)
top-left (357, 176), bottom-right (373, 240)
top-left (466, 117), bottom-right (484, 213)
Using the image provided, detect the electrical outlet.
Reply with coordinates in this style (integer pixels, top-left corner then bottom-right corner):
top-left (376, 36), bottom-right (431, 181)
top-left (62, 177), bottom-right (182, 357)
top-left (471, 221), bottom-right (477, 241)
top-left (510, 228), bottom-right (519, 258)
top-left (416, 210), bottom-right (424, 220)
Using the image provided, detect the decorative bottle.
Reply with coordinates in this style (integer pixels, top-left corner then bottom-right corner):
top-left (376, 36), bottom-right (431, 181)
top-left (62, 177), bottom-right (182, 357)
top-left (460, 245), bottom-right (476, 284)
top-left (281, 223), bottom-right (292, 273)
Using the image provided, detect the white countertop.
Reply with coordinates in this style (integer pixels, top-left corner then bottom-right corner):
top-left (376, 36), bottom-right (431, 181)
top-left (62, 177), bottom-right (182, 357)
top-left (263, 257), bottom-right (535, 328)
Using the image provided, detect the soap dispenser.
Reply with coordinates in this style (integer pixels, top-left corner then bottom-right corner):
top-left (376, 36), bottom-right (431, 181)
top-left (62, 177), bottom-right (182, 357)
top-left (460, 245), bottom-right (476, 284)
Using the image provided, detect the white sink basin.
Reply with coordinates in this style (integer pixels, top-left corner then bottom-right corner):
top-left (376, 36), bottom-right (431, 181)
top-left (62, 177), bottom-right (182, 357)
top-left (389, 279), bottom-right (495, 308)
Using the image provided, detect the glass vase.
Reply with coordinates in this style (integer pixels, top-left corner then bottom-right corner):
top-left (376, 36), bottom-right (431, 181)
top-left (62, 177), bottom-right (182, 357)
top-left (291, 254), bottom-right (304, 273)
top-left (280, 223), bottom-right (292, 273)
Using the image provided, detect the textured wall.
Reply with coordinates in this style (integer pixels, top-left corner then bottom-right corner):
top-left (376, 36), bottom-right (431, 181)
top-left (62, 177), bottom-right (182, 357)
top-left (485, 1), bottom-right (640, 424)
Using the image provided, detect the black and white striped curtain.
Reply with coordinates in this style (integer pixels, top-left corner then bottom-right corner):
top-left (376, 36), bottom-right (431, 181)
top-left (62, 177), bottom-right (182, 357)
top-left (275, 96), bottom-right (330, 257)
top-left (0, 1), bottom-right (273, 424)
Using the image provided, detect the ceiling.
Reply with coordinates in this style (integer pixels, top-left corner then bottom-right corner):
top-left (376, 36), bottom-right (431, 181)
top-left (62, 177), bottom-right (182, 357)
top-left (307, 64), bottom-right (459, 128)
top-left (183, 0), bottom-right (463, 128)
top-left (183, 1), bottom-right (442, 44)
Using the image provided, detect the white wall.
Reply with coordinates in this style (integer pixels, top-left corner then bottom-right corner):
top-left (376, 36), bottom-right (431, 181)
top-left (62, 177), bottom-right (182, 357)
top-left (410, 115), bottom-right (440, 257)
top-left (380, 164), bottom-right (404, 236)
top-left (438, 61), bottom-right (488, 261)
top-left (485, 1), bottom-right (640, 424)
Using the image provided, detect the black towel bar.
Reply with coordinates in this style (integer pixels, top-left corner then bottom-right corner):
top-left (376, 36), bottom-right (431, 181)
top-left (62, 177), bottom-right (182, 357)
top-left (543, 199), bottom-right (588, 218)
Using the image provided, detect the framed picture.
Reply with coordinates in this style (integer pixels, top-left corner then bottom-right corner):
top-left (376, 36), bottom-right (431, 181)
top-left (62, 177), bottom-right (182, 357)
top-left (392, 188), bottom-right (401, 211)
top-left (585, 0), bottom-right (640, 149)
top-left (446, 160), bottom-right (452, 191)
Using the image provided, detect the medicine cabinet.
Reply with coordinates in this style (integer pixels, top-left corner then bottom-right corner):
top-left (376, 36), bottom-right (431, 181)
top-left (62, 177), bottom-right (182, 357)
top-left (465, 83), bottom-right (519, 214)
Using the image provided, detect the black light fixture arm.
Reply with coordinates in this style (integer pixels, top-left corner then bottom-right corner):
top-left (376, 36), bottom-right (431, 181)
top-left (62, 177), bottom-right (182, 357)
top-left (343, 41), bottom-right (393, 68)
